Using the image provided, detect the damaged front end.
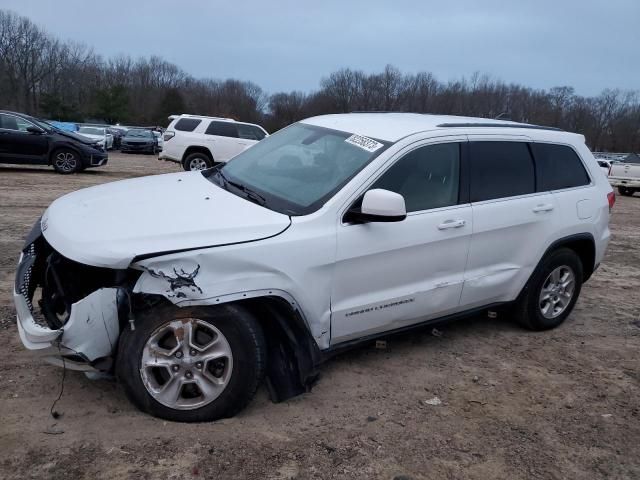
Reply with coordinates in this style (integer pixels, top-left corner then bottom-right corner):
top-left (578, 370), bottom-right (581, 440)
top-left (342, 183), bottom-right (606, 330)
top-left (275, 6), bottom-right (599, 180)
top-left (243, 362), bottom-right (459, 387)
top-left (14, 220), bottom-right (138, 372)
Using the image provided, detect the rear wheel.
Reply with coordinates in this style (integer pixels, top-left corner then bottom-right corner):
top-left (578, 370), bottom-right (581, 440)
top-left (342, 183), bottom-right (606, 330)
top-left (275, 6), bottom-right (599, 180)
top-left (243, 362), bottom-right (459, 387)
top-left (515, 248), bottom-right (583, 330)
top-left (52, 148), bottom-right (81, 174)
top-left (183, 152), bottom-right (213, 171)
top-left (618, 186), bottom-right (634, 197)
top-left (117, 304), bottom-right (266, 422)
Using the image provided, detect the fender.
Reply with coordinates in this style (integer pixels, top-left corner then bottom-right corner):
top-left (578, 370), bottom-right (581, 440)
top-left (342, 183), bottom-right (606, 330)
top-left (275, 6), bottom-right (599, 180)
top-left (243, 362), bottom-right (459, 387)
top-left (517, 232), bottom-right (596, 301)
top-left (131, 264), bottom-right (322, 403)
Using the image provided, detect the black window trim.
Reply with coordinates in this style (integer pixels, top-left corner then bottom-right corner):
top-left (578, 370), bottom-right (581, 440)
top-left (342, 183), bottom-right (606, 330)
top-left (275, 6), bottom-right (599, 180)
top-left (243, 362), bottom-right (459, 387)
top-left (466, 138), bottom-right (593, 205)
top-left (205, 120), bottom-right (239, 138)
top-left (467, 139), bottom-right (537, 204)
top-left (529, 140), bottom-right (593, 192)
top-left (341, 138), bottom-right (470, 224)
top-left (174, 118), bottom-right (202, 132)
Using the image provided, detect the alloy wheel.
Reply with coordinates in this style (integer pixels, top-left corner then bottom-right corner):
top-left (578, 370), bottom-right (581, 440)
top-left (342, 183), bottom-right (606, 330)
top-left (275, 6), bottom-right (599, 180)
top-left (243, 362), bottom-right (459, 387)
top-left (538, 266), bottom-right (575, 319)
top-left (140, 318), bottom-right (233, 410)
top-left (189, 157), bottom-right (209, 171)
top-left (54, 152), bottom-right (78, 172)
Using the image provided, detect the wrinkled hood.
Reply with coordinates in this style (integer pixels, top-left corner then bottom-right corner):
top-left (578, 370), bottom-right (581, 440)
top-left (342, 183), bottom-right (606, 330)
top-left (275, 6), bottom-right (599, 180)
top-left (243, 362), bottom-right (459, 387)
top-left (42, 172), bottom-right (291, 268)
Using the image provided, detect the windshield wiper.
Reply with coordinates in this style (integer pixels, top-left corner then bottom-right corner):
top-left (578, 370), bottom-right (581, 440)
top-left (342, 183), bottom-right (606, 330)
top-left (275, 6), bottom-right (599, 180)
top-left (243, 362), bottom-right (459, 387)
top-left (215, 170), bottom-right (267, 206)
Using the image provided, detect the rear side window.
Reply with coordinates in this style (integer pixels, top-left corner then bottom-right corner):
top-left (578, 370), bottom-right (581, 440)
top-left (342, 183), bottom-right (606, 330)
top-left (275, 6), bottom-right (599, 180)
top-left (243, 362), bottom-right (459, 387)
top-left (237, 124), bottom-right (266, 141)
top-left (205, 121), bottom-right (238, 138)
top-left (174, 118), bottom-right (201, 132)
top-left (532, 143), bottom-right (590, 191)
top-left (371, 143), bottom-right (461, 212)
top-left (470, 141), bottom-right (535, 202)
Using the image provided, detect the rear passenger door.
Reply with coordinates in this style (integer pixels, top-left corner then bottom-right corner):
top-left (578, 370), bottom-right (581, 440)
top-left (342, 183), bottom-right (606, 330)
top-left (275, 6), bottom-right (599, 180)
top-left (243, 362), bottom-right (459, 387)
top-left (460, 138), bottom-right (560, 308)
top-left (531, 142), bottom-right (594, 228)
top-left (204, 121), bottom-right (243, 162)
top-left (237, 124), bottom-right (267, 152)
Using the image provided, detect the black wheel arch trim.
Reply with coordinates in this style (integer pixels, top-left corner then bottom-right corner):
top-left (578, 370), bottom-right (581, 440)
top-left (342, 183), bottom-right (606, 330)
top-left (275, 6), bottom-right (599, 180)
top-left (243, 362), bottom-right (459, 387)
top-left (516, 233), bottom-right (596, 304)
top-left (539, 232), bottom-right (596, 281)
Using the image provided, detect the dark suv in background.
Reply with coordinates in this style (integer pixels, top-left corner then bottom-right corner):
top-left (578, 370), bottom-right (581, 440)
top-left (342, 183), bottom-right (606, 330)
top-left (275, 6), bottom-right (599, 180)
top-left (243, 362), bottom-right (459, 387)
top-left (0, 110), bottom-right (108, 174)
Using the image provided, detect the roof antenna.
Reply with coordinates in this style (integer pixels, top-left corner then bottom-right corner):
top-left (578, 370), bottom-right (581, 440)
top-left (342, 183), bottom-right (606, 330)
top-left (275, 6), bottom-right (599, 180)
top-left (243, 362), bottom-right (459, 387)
top-left (495, 112), bottom-right (512, 120)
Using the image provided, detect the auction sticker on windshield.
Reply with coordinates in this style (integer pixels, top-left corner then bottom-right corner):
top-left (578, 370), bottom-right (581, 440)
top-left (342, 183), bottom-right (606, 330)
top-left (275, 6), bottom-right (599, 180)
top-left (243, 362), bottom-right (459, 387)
top-left (345, 134), bottom-right (384, 153)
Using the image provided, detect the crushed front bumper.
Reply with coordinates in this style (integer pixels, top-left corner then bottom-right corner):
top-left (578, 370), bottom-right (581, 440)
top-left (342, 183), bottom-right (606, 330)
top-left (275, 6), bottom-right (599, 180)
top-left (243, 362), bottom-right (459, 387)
top-left (14, 229), bottom-right (121, 371)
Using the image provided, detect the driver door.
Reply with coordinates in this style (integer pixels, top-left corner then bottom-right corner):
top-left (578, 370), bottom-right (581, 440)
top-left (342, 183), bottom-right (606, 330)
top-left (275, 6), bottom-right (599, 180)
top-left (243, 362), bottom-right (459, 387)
top-left (330, 139), bottom-right (472, 344)
top-left (0, 113), bottom-right (49, 164)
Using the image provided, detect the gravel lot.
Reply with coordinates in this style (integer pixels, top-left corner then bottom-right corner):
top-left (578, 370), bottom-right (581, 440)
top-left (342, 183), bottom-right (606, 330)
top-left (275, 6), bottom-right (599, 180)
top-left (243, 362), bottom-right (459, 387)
top-left (0, 153), bottom-right (639, 480)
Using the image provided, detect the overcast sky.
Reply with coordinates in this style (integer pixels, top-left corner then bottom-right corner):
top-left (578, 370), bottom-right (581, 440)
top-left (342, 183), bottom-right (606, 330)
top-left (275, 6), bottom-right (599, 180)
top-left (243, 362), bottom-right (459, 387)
top-left (3, 0), bottom-right (638, 96)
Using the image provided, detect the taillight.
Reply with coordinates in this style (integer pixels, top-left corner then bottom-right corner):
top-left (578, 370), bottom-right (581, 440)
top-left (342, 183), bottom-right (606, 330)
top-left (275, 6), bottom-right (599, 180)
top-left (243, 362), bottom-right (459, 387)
top-left (607, 191), bottom-right (616, 212)
top-left (164, 131), bottom-right (175, 142)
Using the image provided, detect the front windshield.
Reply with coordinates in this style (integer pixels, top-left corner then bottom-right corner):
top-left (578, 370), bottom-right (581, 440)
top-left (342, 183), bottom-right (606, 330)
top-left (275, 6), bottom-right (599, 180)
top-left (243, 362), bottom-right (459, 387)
top-left (78, 127), bottom-right (105, 135)
top-left (127, 129), bottom-right (152, 138)
top-left (205, 123), bottom-right (389, 215)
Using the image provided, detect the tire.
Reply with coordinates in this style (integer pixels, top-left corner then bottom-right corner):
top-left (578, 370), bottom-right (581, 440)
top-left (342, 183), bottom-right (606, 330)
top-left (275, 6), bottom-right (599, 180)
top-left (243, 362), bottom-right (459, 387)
top-left (116, 303), bottom-right (266, 422)
top-left (618, 186), bottom-right (633, 197)
top-left (51, 148), bottom-right (82, 174)
top-left (183, 152), bottom-right (213, 171)
top-left (514, 248), bottom-right (583, 330)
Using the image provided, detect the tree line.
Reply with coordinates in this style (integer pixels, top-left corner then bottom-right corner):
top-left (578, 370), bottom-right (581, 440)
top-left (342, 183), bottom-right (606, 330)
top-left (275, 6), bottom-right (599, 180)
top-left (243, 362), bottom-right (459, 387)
top-left (1, 9), bottom-right (638, 152)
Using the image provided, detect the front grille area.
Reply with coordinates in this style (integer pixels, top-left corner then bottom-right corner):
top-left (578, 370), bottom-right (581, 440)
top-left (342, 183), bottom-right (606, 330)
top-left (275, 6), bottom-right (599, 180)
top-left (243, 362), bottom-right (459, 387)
top-left (16, 231), bottom-right (138, 329)
top-left (17, 243), bottom-right (36, 312)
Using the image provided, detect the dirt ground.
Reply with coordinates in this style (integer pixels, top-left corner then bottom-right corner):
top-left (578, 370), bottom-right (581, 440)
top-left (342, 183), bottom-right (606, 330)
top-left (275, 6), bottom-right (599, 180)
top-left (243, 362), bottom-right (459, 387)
top-left (0, 153), bottom-right (638, 480)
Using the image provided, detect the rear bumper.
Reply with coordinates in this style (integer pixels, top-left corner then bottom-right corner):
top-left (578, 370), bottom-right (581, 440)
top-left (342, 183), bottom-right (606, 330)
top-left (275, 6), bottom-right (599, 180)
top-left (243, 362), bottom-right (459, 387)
top-left (609, 177), bottom-right (640, 188)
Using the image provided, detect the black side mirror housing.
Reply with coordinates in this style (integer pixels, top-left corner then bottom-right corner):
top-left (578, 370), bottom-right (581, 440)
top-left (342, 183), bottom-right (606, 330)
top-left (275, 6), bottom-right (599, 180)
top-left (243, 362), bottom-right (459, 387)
top-left (26, 125), bottom-right (44, 134)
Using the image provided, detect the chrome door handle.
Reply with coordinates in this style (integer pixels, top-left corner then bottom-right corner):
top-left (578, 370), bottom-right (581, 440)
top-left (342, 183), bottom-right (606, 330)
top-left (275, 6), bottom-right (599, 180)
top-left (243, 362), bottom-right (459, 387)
top-left (438, 219), bottom-right (466, 230)
top-left (532, 204), bottom-right (554, 213)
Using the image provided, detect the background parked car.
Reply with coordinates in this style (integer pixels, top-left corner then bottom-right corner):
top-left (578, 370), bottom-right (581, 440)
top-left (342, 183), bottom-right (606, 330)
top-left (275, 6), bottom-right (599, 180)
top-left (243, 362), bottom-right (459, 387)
top-left (597, 160), bottom-right (612, 176)
top-left (107, 127), bottom-right (125, 149)
top-left (160, 114), bottom-right (268, 171)
top-left (77, 126), bottom-right (114, 150)
top-left (0, 110), bottom-right (107, 173)
top-left (47, 120), bottom-right (78, 132)
top-left (120, 128), bottom-right (159, 154)
top-left (152, 130), bottom-right (163, 152)
top-left (608, 153), bottom-right (640, 197)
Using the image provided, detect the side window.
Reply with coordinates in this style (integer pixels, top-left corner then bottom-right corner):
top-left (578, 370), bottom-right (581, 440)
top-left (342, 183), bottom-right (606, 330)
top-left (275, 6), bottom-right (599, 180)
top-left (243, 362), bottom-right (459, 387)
top-left (174, 118), bottom-right (201, 132)
top-left (205, 121), bottom-right (238, 138)
top-left (470, 141), bottom-right (535, 202)
top-left (532, 143), bottom-right (590, 191)
top-left (371, 143), bottom-right (460, 212)
top-left (237, 124), bottom-right (266, 141)
top-left (0, 114), bottom-right (22, 131)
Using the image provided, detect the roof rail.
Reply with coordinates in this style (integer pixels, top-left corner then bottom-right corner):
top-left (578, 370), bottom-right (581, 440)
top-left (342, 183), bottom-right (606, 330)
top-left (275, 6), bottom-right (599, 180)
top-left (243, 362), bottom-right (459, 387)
top-left (436, 122), bottom-right (563, 132)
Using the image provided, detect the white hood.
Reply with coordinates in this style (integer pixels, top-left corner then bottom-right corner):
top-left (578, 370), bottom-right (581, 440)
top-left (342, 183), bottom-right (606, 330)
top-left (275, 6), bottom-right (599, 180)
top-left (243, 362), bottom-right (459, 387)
top-left (42, 172), bottom-right (291, 268)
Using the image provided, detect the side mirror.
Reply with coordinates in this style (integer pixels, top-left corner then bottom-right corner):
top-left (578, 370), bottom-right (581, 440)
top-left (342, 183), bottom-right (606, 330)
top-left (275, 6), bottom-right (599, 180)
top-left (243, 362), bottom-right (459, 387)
top-left (26, 125), bottom-right (44, 134)
top-left (347, 188), bottom-right (407, 223)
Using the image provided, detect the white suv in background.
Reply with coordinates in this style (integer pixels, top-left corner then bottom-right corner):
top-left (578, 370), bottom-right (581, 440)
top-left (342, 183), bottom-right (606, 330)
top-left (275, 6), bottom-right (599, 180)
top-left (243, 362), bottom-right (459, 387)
top-left (15, 113), bottom-right (613, 422)
top-left (160, 114), bottom-right (268, 171)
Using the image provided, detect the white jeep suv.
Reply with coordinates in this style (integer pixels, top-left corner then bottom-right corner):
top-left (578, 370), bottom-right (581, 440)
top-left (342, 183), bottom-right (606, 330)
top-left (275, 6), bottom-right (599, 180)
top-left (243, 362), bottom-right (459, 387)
top-left (160, 114), bottom-right (268, 171)
top-left (14, 113), bottom-right (613, 422)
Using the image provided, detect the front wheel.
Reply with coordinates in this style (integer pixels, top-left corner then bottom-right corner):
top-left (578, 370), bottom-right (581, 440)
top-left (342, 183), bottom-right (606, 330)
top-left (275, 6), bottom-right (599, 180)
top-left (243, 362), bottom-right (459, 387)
top-left (183, 152), bottom-right (213, 171)
top-left (116, 304), bottom-right (266, 422)
top-left (515, 248), bottom-right (583, 330)
top-left (52, 148), bottom-right (81, 174)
